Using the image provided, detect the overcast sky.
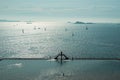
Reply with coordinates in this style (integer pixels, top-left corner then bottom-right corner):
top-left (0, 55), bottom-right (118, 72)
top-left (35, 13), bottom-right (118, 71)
top-left (0, 0), bottom-right (120, 23)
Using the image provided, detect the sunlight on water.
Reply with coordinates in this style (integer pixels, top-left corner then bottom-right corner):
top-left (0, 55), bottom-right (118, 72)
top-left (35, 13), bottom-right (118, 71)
top-left (0, 22), bottom-right (120, 58)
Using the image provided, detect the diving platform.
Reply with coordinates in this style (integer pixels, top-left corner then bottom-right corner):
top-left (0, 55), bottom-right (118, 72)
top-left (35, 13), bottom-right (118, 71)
top-left (54, 51), bottom-right (69, 60)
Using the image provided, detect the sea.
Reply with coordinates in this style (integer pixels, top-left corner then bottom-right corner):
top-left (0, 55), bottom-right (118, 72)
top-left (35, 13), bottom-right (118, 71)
top-left (0, 22), bottom-right (120, 80)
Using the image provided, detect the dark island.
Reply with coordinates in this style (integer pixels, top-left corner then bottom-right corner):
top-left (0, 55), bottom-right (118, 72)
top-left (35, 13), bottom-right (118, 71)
top-left (74, 21), bottom-right (85, 24)
top-left (73, 21), bottom-right (94, 24)
top-left (0, 19), bottom-right (20, 22)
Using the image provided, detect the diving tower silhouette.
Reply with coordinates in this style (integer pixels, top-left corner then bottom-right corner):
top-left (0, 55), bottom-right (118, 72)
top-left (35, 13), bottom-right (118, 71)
top-left (54, 51), bottom-right (69, 60)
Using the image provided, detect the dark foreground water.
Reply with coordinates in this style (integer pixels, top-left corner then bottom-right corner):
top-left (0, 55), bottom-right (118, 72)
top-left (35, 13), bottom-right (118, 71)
top-left (0, 60), bottom-right (120, 80)
top-left (0, 22), bottom-right (120, 80)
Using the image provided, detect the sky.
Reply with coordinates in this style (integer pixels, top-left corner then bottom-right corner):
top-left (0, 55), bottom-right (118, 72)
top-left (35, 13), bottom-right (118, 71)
top-left (0, 0), bottom-right (120, 23)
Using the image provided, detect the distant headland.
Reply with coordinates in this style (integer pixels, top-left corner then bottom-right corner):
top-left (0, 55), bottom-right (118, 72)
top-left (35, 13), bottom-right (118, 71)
top-left (0, 19), bottom-right (20, 22)
top-left (68, 21), bottom-right (94, 24)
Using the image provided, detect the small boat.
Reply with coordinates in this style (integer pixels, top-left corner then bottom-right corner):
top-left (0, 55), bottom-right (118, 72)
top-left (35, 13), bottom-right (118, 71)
top-left (65, 28), bottom-right (67, 31)
top-left (38, 27), bottom-right (40, 29)
top-left (86, 27), bottom-right (88, 30)
top-left (34, 26), bottom-right (36, 30)
top-left (26, 22), bottom-right (32, 24)
top-left (22, 29), bottom-right (24, 33)
top-left (0, 58), bottom-right (3, 61)
top-left (44, 28), bottom-right (46, 31)
top-left (72, 33), bottom-right (74, 36)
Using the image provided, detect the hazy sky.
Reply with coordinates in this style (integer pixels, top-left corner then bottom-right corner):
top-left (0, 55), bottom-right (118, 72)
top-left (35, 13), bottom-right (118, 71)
top-left (0, 0), bottom-right (120, 23)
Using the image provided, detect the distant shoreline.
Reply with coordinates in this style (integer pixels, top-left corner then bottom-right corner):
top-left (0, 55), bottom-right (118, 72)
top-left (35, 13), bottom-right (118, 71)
top-left (0, 19), bottom-right (119, 24)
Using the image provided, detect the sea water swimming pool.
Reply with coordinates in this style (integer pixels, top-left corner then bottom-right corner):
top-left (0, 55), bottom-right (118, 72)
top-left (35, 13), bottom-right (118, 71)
top-left (0, 22), bottom-right (120, 80)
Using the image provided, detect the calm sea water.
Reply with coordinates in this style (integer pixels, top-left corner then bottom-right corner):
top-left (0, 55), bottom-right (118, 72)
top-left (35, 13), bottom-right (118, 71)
top-left (0, 22), bottom-right (120, 80)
